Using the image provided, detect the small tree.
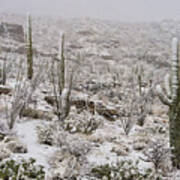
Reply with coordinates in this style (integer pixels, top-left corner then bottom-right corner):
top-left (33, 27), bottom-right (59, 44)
top-left (5, 59), bottom-right (46, 130)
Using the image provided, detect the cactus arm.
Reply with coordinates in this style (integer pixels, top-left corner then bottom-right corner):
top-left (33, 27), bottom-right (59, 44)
top-left (171, 37), bottom-right (178, 102)
top-left (60, 69), bottom-right (73, 121)
top-left (61, 88), bottom-right (71, 120)
top-left (164, 74), bottom-right (172, 99)
top-left (156, 85), bottom-right (172, 106)
top-left (178, 40), bottom-right (180, 96)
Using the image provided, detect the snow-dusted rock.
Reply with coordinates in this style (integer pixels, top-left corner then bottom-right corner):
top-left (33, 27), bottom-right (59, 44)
top-left (3, 136), bottom-right (27, 153)
top-left (0, 143), bottom-right (11, 160)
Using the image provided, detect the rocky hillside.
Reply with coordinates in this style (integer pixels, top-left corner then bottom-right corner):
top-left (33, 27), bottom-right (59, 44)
top-left (0, 13), bottom-right (179, 179)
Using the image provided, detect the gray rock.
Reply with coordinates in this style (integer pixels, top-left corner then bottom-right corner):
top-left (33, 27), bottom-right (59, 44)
top-left (133, 142), bottom-right (146, 151)
top-left (0, 144), bottom-right (11, 160)
top-left (3, 136), bottom-right (27, 153)
top-left (111, 145), bottom-right (129, 156)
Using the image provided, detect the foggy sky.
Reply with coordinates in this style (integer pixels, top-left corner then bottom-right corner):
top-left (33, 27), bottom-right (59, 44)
top-left (1, 0), bottom-right (180, 22)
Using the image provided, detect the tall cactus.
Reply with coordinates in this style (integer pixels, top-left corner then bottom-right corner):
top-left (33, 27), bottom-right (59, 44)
top-left (2, 57), bottom-right (6, 85)
top-left (26, 13), bottom-right (33, 80)
top-left (156, 37), bottom-right (180, 168)
top-left (134, 64), bottom-right (144, 96)
top-left (51, 32), bottom-right (73, 122)
top-left (58, 32), bottom-right (65, 95)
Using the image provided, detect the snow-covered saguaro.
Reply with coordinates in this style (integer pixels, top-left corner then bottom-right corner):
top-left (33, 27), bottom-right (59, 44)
top-left (26, 13), bottom-right (33, 80)
top-left (156, 37), bottom-right (180, 168)
top-left (52, 32), bottom-right (72, 122)
top-left (58, 32), bottom-right (65, 94)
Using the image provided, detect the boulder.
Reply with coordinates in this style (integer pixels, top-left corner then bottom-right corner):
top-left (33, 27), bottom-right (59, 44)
top-left (20, 107), bottom-right (53, 120)
top-left (0, 121), bottom-right (10, 141)
top-left (133, 142), bottom-right (146, 151)
top-left (3, 136), bottom-right (27, 153)
top-left (0, 86), bottom-right (11, 95)
top-left (44, 96), bottom-right (55, 106)
top-left (95, 102), bottom-right (119, 121)
top-left (0, 144), bottom-right (11, 160)
top-left (111, 145), bottom-right (129, 156)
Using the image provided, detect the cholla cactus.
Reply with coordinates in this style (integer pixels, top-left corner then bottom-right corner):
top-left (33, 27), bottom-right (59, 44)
top-left (26, 13), bottom-right (33, 80)
top-left (156, 37), bottom-right (180, 168)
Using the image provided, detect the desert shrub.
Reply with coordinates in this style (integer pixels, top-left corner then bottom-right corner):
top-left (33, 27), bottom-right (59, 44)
top-left (64, 110), bottom-right (102, 134)
top-left (0, 158), bottom-right (45, 180)
top-left (119, 65), bottom-right (154, 134)
top-left (120, 98), bottom-right (134, 135)
top-left (91, 159), bottom-right (161, 180)
top-left (142, 139), bottom-right (170, 172)
top-left (36, 123), bottom-right (55, 145)
top-left (3, 58), bottom-right (47, 130)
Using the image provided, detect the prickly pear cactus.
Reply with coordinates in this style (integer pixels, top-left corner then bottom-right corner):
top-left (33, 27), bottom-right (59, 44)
top-left (156, 37), bottom-right (180, 167)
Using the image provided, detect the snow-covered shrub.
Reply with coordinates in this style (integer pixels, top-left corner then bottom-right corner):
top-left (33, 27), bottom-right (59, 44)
top-left (36, 122), bottom-right (55, 145)
top-left (64, 109), bottom-right (102, 134)
top-left (142, 139), bottom-right (170, 171)
top-left (91, 160), bottom-right (160, 180)
top-left (4, 58), bottom-right (47, 130)
top-left (0, 158), bottom-right (45, 180)
top-left (119, 65), bottom-right (154, 133)
top-left (121, 116), bottom-right (134, 135)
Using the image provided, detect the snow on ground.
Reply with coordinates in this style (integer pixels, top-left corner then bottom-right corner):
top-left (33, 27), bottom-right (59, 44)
top-left (14, 120), bottom-right (58, 173)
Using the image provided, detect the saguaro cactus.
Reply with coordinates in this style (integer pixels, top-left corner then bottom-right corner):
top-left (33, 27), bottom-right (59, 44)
top-left (2, 57), bottom-right (7, 85)
top-left (133, 64), bottom-right (144, 96)
top-left (51, 32), bottom-right (73, 122)
top-left (58, 32), bottom-right (65, 95)
top-left (156, 37), bottom-right (180, 168)
top-left (26, 13), bottom-right (33, 80)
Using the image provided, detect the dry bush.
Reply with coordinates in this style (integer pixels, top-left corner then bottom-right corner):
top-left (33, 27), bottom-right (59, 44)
top-left (3, 59), bottom-right (47, 129)
top-left (142, 139), bottom-right (170, 172)
top-left (120, 97), bottom-right (135, 135)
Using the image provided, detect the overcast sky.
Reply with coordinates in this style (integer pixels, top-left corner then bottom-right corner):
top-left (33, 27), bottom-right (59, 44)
top-left (1, 0), bottom-right (180, 22)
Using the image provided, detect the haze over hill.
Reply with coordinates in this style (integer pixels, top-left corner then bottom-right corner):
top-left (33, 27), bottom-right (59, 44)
top-left (2, 0), bottom-right (180, 179)
top-left (1, 0), bottom-right (180, 22)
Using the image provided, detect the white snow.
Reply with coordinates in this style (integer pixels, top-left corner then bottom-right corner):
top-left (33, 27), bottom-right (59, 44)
top-left (14, 120), bottom-right (58, 173)
top-left (87, 142), bottom-right (118, 166)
